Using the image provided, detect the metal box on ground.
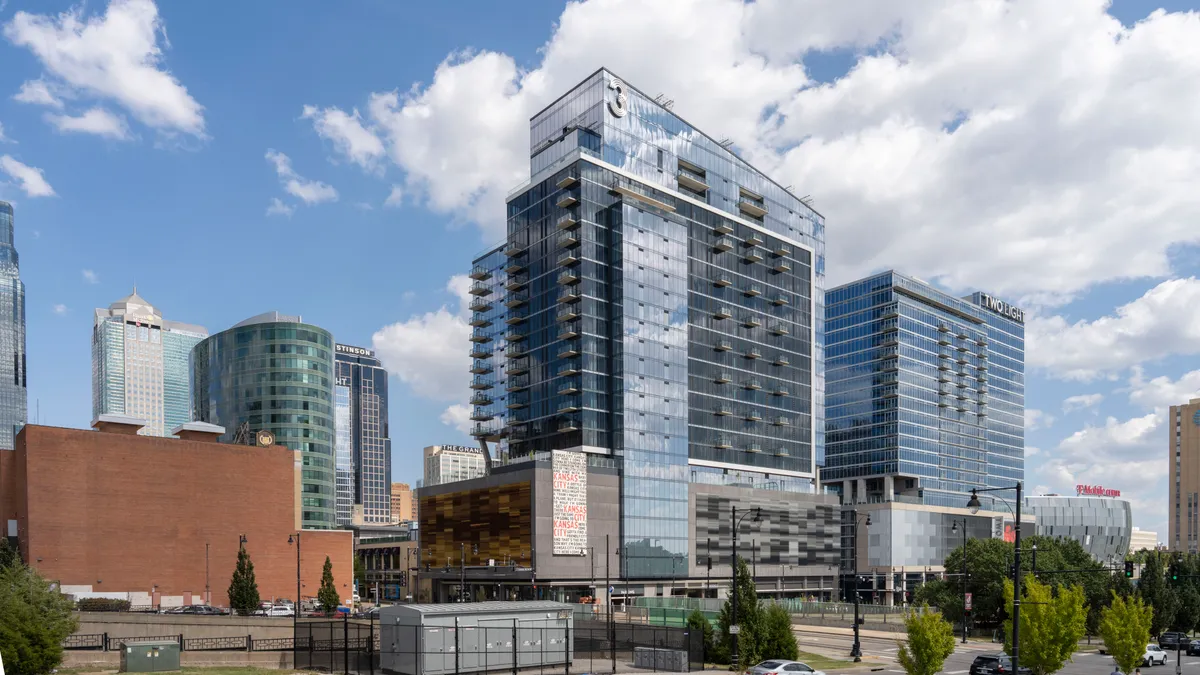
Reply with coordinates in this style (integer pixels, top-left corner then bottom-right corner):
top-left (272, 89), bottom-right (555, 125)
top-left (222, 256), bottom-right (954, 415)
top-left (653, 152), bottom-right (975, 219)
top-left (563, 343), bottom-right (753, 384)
top-left (119, 640), bottom-right (181, 672)
top-left (379, 601), bottom-right (575, 675)
top-left (634, 646), bottom-right (688, 672)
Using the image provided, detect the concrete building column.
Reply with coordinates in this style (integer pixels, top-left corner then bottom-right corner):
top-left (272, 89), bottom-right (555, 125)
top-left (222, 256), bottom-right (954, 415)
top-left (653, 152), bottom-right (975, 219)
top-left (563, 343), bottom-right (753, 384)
top-left (883, 476), bottom-right (894, 502)
top-left (856, 479), bottom-right (867, 504)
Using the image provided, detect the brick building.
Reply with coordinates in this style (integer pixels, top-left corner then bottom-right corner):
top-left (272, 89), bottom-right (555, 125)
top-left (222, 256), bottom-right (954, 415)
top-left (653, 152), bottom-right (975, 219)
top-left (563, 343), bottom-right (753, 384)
top-left (0, 419), bottom-right (353, 608)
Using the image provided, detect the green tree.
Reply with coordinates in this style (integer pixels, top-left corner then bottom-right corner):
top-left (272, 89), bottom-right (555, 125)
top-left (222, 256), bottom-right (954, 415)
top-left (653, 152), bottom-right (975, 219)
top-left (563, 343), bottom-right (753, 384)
top-left (1100, 592), bottom-right (1154, 675)
top-left (1172, 586), bottom-right (1200, 633)
top-left (715, 557), bottom-right (761, 669)
top-left (942, 538), bottom-right (1014, 628)
top-left (1002, 576), bottom-right (1087, 675)
top-left (896, 605), bottom-right (956, 675)
top-left (354, 555), bottom-right (367, 594)
top-left (0, 538), bottom-right (20, 569)
top-left (759, 603), bottom-right (799, 661)
top-left (1110, 571), bottom-right (1134, 599)
top-left (318, 555), bottom-right (340, 613)
top-left (1139, 553), bottom-right (1174, 637)
top-left (687, 609), bottom-right (716, 663)
top-left (0, 562), bottom-right (79, 675)
top-left (227, 546), bottom-right (261, 616)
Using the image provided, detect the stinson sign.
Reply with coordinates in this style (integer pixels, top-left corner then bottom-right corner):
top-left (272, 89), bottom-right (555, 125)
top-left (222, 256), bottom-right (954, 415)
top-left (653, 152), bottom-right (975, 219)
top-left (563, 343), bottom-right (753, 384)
top-left (1076, 484), bottom-right (1121, 498)
top-left (977, 293), bottom-right (1025, 324)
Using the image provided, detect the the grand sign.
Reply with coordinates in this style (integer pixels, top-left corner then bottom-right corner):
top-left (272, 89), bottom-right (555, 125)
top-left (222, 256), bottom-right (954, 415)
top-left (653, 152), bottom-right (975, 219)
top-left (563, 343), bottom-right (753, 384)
top-left (336, 344), bottom-right (375, 357)
top-left (978, 293), bottom-right (1025, 324)
top-left (552, 450), bottom-right (588, 555)
top-left (1077, 484), bottom-right (1121, 498)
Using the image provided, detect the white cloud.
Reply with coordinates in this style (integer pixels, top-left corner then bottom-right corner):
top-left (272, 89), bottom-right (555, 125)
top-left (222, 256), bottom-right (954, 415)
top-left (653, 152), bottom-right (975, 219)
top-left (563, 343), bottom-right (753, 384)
top-left (1062, 393), bottom-right (1103, 414)
top-left (52, 303), bottom-right (67, 315)
top-left (439, 404), bottom-right (473, 435)
top-left (383, 185), bottom-right (403, 208)
top-left (1024, 409), bottom-right (1055, 431)
top-left (81, 269), bottom-right (98, 284)
top-left (301, 104), bottom-right (385, 173)
top-left (13, 79), bottom-right (64, 108)
top-left (265, 198), bottom-right (294, 218)
top-left (0, 155), bottom-right (55, 197)
top-left (1046, 412), bottom-right (1166, 534)
top-left (0, 121), bottom-right (7, 143)
top-left (315, 0), bottom-right (1200, 297)
top-left (1025, 446), bottom-right (1040, 458)
top-left (372, 307), bottom-right (469, 402)
top-left (1128, 367), bottom-right (1200, 411)
top-left (1028, 278), bottom-right (1200, 380)
top-left (264, 149), bottom-right (338, 204)
top-left (354, 201), bottom-right (374, 211)
top-left (46, 107), bottom-right (130, 140)
top-left (4, 0), bottom-right (205, 137)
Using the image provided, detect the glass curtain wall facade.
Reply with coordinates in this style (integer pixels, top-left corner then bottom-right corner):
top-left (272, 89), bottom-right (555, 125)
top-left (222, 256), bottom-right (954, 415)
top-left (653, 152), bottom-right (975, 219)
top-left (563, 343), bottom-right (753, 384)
top-left (825, 271), bottom-right (1025, 508)
top-left (0, 202), bottom-right (25, 449)
top-left (472, 69), bottom-right (826, 579)
top-left (1025, 495), bottom-right (1132, 563)
top-left (92, 291), bottom-right (207, 437)
top-left (334, 385), bottom-right (353, 525)
top-left (468, 246), bottom-right (510, 462)
top-left (192, 312), bottom-right (337, 529)
top-left (334, 344), bottom-right (392, 525)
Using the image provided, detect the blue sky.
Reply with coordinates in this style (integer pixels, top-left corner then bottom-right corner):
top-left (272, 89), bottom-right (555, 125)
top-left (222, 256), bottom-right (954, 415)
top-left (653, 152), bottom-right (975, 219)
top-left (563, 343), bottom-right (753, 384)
top-left (2, 0), bottom-right (1198, 538)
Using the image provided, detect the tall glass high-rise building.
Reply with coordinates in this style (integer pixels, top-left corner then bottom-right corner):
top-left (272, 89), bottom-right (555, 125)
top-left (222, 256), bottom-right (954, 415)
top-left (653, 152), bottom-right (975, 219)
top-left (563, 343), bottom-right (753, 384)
top-left (0, 202), bottom-right (25, 449)
top-left (92, 290), bottom-right (207, 437)
top-left (333, 344), bottom-right (391, 526)
top-left (192, 312), bottom-right (337, 529)
top-left (825, 271), bottom-right (1025, 507)
top-left (469, 69), bottom-right (826, 578)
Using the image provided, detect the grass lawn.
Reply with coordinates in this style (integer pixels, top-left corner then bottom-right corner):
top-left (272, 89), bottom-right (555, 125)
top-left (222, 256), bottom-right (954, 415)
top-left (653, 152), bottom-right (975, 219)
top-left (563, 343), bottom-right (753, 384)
top-left (793, 650), bottom-right (863, 671)
top-left (58, 669), bottom-right (304, 675)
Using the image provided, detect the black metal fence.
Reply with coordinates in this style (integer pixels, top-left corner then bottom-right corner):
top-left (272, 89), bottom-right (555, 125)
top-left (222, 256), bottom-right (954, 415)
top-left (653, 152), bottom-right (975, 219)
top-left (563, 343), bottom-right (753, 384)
top-left (293, 619), bottom-right (704, 675)
top-left (63, 633), bottom-right (302, 652)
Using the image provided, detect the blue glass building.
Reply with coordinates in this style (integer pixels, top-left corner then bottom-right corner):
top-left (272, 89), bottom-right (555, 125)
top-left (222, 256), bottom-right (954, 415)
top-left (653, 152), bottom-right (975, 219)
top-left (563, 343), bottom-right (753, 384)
top-left (469, 69), bottom-right (827, 580)
top-left (825, 271), bottom-right (1024, 507)
top-left (334, 344), bottom-right (392, 526)
top-left (192, 312), bottom-right (337, 529)
top-left (0, 202), bottom-right (25, 449)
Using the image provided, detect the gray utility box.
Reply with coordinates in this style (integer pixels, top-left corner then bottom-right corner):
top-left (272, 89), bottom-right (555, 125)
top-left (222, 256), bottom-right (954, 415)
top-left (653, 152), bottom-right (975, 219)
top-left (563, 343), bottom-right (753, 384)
top-left (380, 601), bottom-right (574, 675)
top-left (119, 640), bottom-right (181, 673)
top-left (634, 647), bottom-right (688, 673)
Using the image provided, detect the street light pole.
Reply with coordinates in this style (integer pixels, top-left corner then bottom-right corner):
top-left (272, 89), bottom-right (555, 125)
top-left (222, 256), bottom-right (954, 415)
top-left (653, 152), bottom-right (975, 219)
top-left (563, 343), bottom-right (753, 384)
top-left (850, 510), bottom-right (871, 662)
top-left (288, 533), bottom-right (300, 636)
top-left (968, 483), bottom-right (1023, 675)
top-left (952, 519), bottom-right (969, 643)
top-left (731, 506), bottom-right (762, 673)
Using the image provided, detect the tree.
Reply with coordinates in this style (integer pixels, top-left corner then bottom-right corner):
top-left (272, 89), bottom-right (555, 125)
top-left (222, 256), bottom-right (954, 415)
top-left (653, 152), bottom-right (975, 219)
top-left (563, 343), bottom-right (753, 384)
top-left (0, 538), bottom-right (20, 569)
top-left (1100, 592), bottom-right (1153, 675)
top-left (1139, 553), bottom-right (1175, 637)
top-left (759, 603), bottom-right (799, 661)
top-left (896, 605), bottom-right (956, 675)
top-left (913, 579), bottom-right (960, 626)
top-left (715, 557), bottom-right (761, 669)
top-left (318, 555), bottom-right (340, 613)
top-left (687, 609), bottom-right (715, 663)
top-left (1172, 586), bottom-right (1200, 634)
top-left (0, 562), bottom-right (79, 675)
top-left (354, 555), bottom-right (367, 593)
top-left (227, 546), bottom-right (261, 616)
top-left (942, 538), bottom-right (1014, 628)
top-left (1002, 576), bottom-right (1087, 675)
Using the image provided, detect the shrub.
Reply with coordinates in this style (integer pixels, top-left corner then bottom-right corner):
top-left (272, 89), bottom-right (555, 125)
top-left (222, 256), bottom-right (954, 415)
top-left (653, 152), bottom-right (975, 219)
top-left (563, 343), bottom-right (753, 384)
top-left (759, 603), bottom-right (799, 661)
top-left (687, 609), bottom-right (716, 663)
top-left (76, 597), bottom-right (132, 612)
top-left (0, 563), bottom-right (79, 675)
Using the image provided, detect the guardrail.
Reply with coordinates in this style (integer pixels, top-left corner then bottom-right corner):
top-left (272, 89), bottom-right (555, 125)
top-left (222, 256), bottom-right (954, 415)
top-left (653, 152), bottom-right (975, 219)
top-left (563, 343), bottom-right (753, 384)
top-left (65, 633), bottom-right (308, 652)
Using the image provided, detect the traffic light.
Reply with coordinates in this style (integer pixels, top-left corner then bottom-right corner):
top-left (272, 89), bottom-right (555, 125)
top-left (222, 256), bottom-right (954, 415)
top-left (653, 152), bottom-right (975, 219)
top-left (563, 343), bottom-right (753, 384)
top-left (1125, 561), bottom-right (1134, 578)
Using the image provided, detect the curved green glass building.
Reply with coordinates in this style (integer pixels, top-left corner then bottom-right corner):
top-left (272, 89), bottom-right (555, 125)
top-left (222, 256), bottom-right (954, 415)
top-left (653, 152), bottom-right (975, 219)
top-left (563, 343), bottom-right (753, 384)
top-left (192, 311), bottom-right (337, 529)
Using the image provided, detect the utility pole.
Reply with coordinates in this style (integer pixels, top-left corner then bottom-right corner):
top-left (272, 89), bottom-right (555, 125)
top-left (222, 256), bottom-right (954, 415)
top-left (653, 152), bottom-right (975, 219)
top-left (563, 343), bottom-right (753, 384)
top-left (706, 538), bottom-right (712, 598)
top-left (460, 542), bottom-right (466, 602)
top-left (205, 542), bottom-right (210, 605)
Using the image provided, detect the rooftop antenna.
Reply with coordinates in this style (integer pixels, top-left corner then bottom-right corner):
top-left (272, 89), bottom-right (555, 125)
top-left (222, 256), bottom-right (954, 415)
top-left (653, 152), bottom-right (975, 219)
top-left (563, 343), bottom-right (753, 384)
top-left (718, 138), bottom-right (734, 149)
top-left (800, 195), bottom-right (814, 207)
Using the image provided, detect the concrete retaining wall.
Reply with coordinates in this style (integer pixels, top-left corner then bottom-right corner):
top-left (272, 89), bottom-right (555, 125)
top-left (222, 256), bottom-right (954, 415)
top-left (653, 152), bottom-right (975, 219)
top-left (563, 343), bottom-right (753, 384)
top-left (75, 612), bottom-right (295, 641)
top-left (64, 650), bottom-right (295, 669)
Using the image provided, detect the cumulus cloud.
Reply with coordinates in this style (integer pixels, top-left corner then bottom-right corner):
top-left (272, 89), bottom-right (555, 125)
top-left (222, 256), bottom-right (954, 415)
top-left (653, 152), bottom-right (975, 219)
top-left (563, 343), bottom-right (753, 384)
top-left (383, 185), bottom-right (403, 208)
top-left (1062, 393), bottom-right (1103, 414)
top-left (265, 149), bottom-right (338, 205)
top-left (0, 155), bottom-right (55, 197)
top-left (0, 121), bottom-right (7, 143)
top-left (4, 0), bottom-right (205, 137)
top-left (53, 303), bottom-right (67, 315)
top-left (1128, 367), bottom-right (1200, 411)
top-left (301, 104), bottom-right (385, 173)
top-left (265, 198), bottom-right (294, 218)
top-left (13, 79), bottom-right (63, 108)
top-left (315, 0), bottom-right (1200, 297)
top-left (1028, 278), bottom-right (1200, 381)
top-left (439, 404), bottom-right (473, 436)
top-left (46, 107), bottom-right (130, 140)
top-left (1025, 409), bottom-right (1055, 431)
top-left (81, 269), bottom-right (98, 284)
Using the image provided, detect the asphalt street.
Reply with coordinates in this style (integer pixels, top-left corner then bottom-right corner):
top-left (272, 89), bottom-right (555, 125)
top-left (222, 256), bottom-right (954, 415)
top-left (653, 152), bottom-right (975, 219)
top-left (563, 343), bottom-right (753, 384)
top-left (794, 629), bottom-right (1200, 675)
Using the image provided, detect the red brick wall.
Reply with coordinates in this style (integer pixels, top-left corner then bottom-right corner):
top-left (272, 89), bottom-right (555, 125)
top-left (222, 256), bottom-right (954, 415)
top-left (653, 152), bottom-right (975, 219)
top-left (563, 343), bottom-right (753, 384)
top-left (2, 425), bottom-right (353, 607)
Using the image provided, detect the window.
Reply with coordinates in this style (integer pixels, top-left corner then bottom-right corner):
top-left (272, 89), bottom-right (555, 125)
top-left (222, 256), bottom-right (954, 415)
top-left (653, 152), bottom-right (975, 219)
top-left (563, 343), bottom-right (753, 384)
top-left (657, 149), bottom-right (664, 169)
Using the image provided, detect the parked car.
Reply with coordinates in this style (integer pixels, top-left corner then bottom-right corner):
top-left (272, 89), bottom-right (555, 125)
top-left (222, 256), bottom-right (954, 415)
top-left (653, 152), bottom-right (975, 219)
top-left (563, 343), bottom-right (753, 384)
top-left (180, 605), bottom-right (226, 615)
top-left (746, 660), bottom-right (824, 675)
top-left (969, 654), bottom-right (1032, 675)
top-left (1136, 644), bottom-right (1169, 666)
top-left (1161, 632), bottom-right (1189, 650)
top-left (1187, 640), bottom-right (1200, 656)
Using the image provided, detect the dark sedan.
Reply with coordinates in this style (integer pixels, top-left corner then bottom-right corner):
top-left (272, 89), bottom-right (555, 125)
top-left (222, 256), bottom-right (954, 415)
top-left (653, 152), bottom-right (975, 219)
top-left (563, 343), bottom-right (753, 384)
top-left (969, 654), bottom-right (1032, 675)
top-left (1187, 640), bottom-right (1200, 656)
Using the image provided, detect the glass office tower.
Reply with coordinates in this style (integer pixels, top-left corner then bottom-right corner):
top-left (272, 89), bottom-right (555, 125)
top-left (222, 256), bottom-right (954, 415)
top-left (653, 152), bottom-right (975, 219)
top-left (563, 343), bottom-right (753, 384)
top-left (0, 201), bottom-right (25, 449)
top-left (825, 271), bottom-right (1025, 507)
top-left (192, 312), bottom-right (337, 529)
top-left (93, 290), bottom-right (207, 437)
top-left (467, 245), bottom-right (510, 463)
top-left (334, 344), bottom-right (392, 526)
top-left (469, 69), bottom-right (826, 578)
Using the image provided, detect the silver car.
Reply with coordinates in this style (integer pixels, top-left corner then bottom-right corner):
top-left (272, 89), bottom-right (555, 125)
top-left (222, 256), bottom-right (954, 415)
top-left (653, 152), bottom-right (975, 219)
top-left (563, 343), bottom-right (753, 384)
top-left (747, 661), bottom-right (825, 675)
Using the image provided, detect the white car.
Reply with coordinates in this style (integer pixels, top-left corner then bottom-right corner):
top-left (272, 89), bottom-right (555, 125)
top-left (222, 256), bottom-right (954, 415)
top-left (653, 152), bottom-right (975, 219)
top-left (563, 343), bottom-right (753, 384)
top-left (746, 661), bottom-right (825, 675)
top-left (258, 604), bottom-right (294, 617)
top-left (1139, 644), bottom-right (1168, 667)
